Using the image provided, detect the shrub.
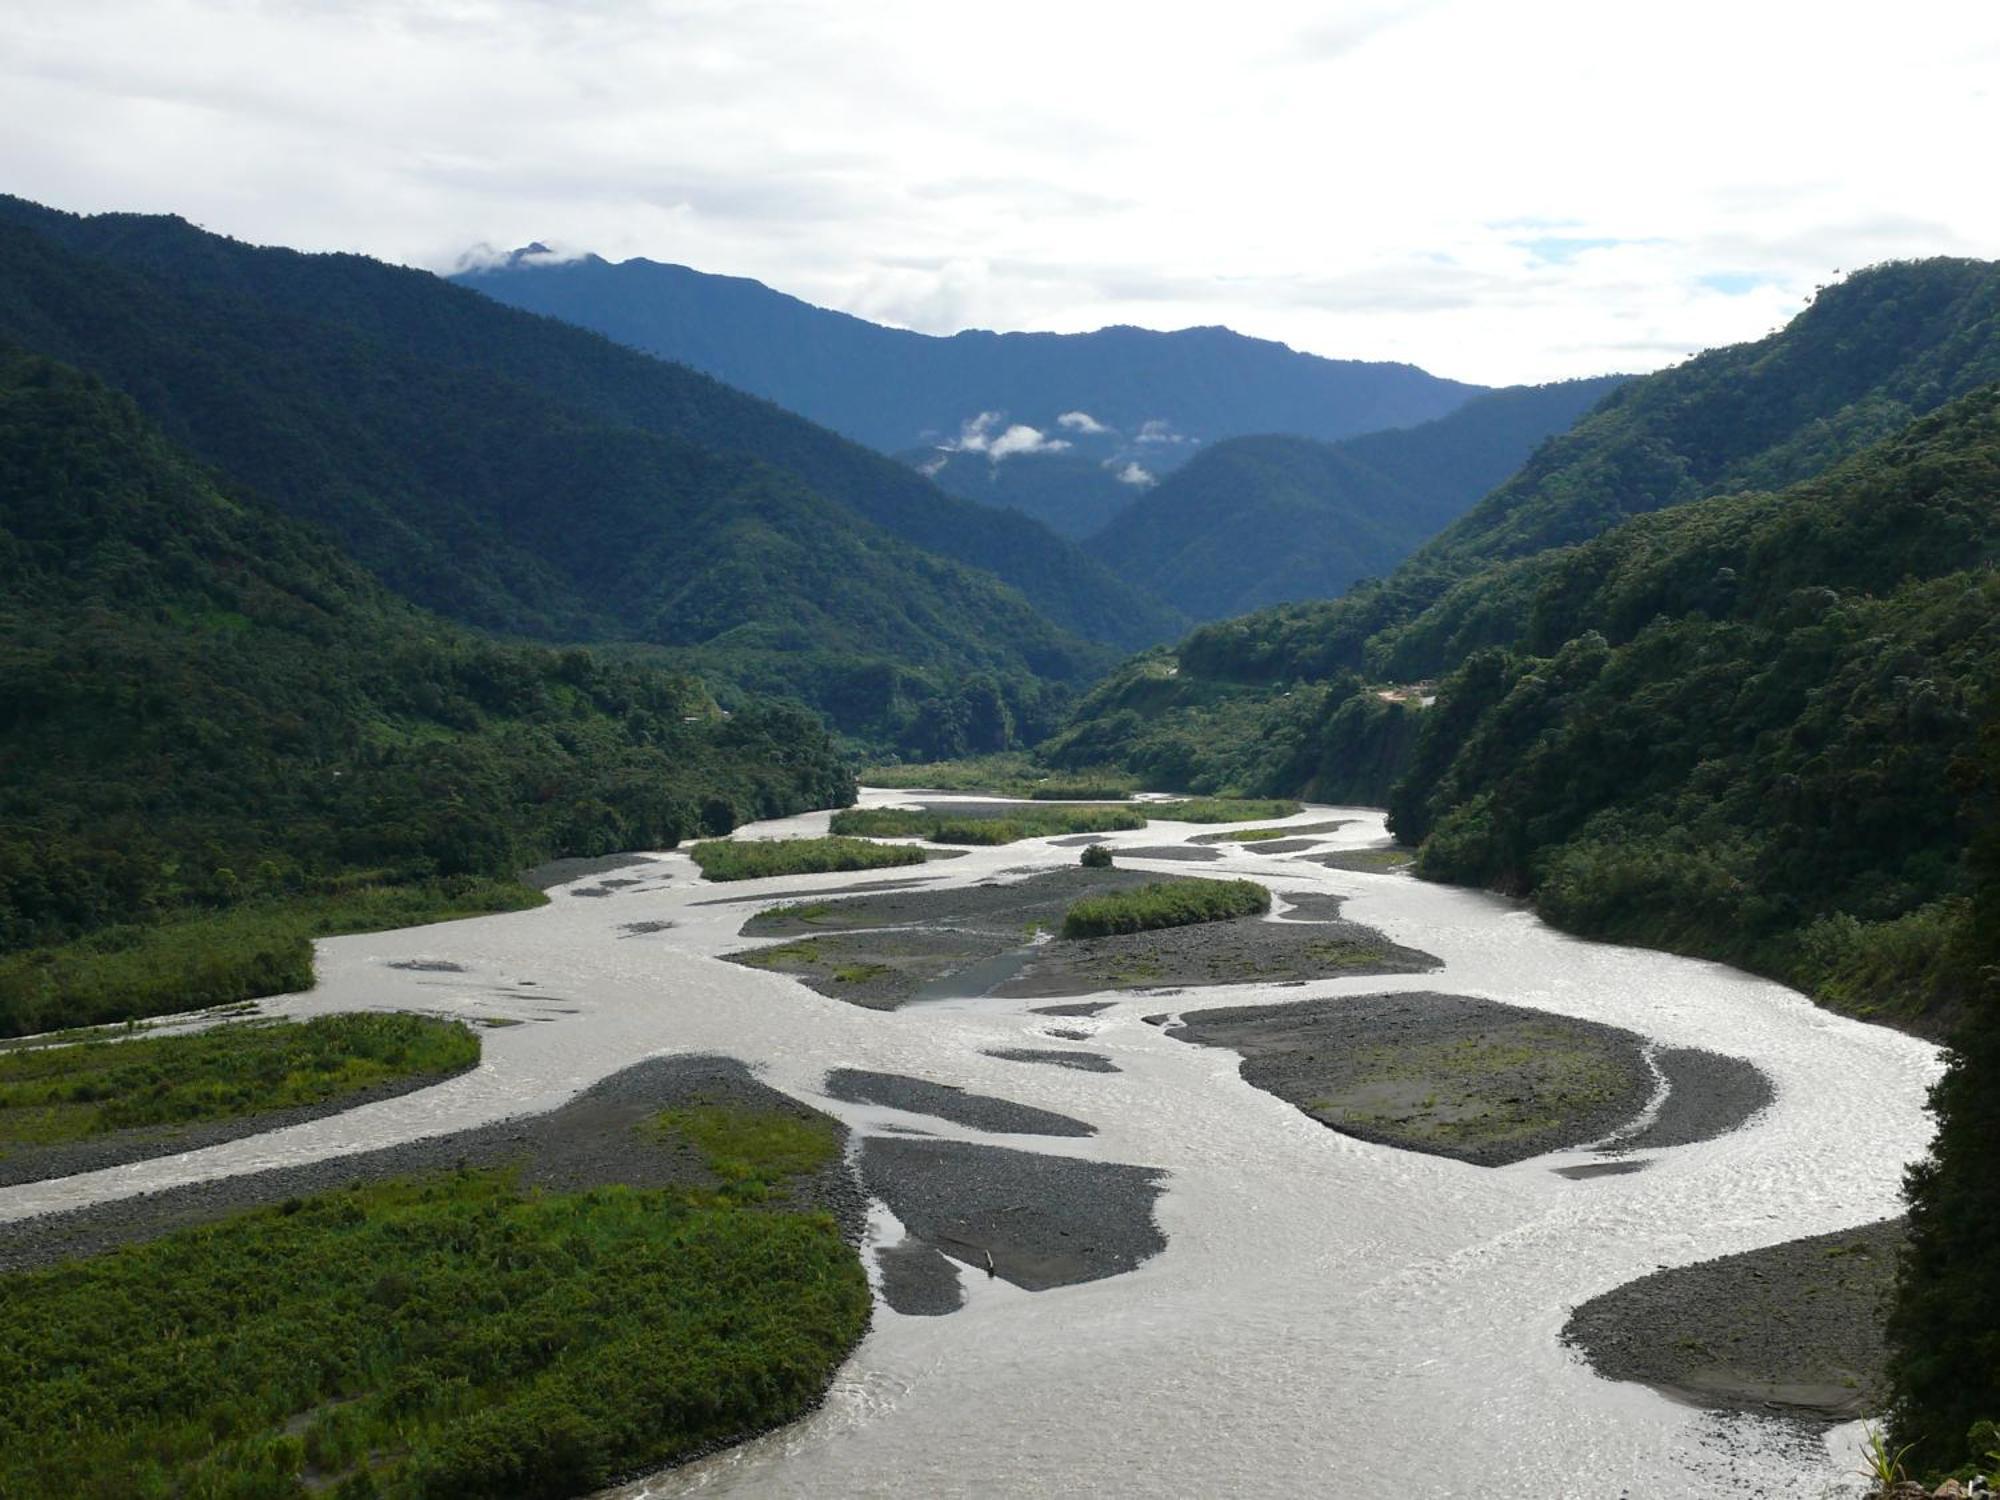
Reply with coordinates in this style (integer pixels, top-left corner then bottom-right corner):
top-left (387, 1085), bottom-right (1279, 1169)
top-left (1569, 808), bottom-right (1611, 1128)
top-left (1061, 878), bottom-right (1270, 938)
top-left (687, 836), bottom-right (927, 882)
top-left (1080, 844), bottom-right (1114, 869)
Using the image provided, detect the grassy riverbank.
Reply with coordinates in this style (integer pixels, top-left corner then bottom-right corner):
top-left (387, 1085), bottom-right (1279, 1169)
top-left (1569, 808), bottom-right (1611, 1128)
top-left (0, 1086), bottom-right (869, 1500)
top-left (0, 1013), bottom-right (478, 1150)
top-left (0, 879), bottom-right (544, 1040)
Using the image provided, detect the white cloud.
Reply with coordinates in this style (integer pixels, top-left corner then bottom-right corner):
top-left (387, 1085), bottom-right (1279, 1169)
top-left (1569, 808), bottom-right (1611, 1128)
top-left (3, 0), bottom-right (1997, 383)
top-left (987, 424), bottom-right (1070, 460)
top-left (1056, 410), bottom-right (1110, 434)
top-left (1134, 419), bottom-right (1192, 446)
top-left (938, 411), bottom-right (1069, 461)
top-left (1110, 461), bottom-right (1155, 487)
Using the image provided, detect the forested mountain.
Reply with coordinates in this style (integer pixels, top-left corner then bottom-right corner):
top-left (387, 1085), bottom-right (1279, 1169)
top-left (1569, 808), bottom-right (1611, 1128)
top-left (1392, 388), bottom-right (1998, 1028)
top-left (452, 249), bottom-right (1484, 459)
top-left (0, 199), bottom-right (1184, 719)
top-left (1084, 376), bottom-right (1627, 620)
top-left (0, 352), bottom-right (854, 1033)
top-left (1049, 258), bottom-right (2000, 794)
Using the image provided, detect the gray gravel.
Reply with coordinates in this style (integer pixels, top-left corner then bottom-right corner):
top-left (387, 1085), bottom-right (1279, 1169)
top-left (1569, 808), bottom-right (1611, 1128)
top-left (0, 1062), bottom-right (477, 1190)
top-left (0, 1056), bottom-right (867, 1274)
top-left (858, 1137), bottom-right (1166, 1291)
top-left (1272, 892), bottom-right (1350, 923)
top-left (875, 1237), bottom-right (965, 1315)
top-left (1615, 1048), bottom-right (1774, 1150)
top-left (826, 1069), bottom-right (1095, 1136)
top-left (1189, 821), bottom-right (1354, 845)
top-left (1033, 1001), bottom-right (1116, 1017)
top-left (1290, 847), bottom-right (1416, 874)
top-left (982, 1048), bottom-right (1119, 1073)
top-left (992, 911), bottom-right (1439, 999)
top-left (688, 877), bottom-right (944, 906)
top-left (1564, 1219), bottom-right (1905, 1421)
top-left (520, 852), bottom-right (663, 890)
top-left (1171, 992), bottom-right (1657, 1167)
top-left (1108, 845), bottom-right (1227, 862)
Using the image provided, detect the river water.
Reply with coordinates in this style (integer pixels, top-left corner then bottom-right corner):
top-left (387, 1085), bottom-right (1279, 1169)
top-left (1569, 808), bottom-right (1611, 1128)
top-left (0, 796), bottom-right (1942, 1498)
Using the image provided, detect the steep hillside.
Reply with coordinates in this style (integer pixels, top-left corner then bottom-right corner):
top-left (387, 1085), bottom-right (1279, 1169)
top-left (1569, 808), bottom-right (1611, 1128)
top-left (1085, 377), bottom-right (1625, 620)
top-left (452, 250), bottom-right (1483, 458)
top-left (0, 197), bottom-right (1182, 667)
top-left (0, 353), bottom-right (855, 1032)
top-left (1048, 258), bottom-right (2000, 789)
top-left (1390, 388), bottom-right (2000, 1032)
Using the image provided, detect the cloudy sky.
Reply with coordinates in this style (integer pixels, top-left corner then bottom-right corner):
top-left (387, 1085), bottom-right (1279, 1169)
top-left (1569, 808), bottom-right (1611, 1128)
top-left (5, 0), bottom-right (1997, 385)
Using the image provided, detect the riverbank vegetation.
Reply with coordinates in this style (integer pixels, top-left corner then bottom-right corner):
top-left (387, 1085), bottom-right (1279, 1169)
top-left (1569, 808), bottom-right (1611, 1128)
top-left (0, 355), bottom-right (855, 1035)
top-left (859, 752), bottom-right (1137, 800)
top-left (830, 805), bottom-right (1145, 843)
top-left (688, 837), bottom-right (929, 882)
top-left (0, 1101), bottom-right (869, 1500)
top-left (0, 880), bottom-right (541, 1038)
top-left (0, 1013), bottom-right (478, 1149)
top-left (1061, 878), bottom-right (1271, 938)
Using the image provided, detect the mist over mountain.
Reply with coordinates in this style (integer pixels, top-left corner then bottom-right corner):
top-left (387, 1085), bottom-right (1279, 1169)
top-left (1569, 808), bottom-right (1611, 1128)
top-left (1083, 375), bottom-right (1629, 620)
top-left (450, 249), bottom-right (1486, 516)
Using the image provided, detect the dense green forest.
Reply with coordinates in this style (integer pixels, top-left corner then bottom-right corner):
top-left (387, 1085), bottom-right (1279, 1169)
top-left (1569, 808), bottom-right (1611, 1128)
top-left (1049, 259), bottom-right (2000, 807)
top-left (1389, 388), bottom-right (1998, 1031)
top-left (0, 352), bottom-right (854, 1033)
top-left (0, 197), bottom-right (1180, 753)
top-left (1085, 376), bottom-right (1626, 621)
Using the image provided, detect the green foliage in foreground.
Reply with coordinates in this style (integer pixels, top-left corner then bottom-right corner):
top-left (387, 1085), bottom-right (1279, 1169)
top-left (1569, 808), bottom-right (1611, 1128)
top-left (0, 879), bottom-right (539, 1039)
top-left (1889, 724), bottom-right (2000, 1472)
top-left (1148, 798), bottom-right (1302, 823)
top-left (859, 753), bottom-right (1137, 800)
top-left (0, 1165), bottom-right (868, 1499)
top-left (1061, 878), bottom-right (1271, 939)
top-left (0, 1012), bottom-right (477, 1148)
top-left (829, 805), bottom-right (1145, 844)
top-left (688, 836), bottom-right (928, 882)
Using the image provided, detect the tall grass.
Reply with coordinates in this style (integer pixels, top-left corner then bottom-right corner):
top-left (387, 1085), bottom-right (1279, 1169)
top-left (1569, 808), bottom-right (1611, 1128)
top-left (0, 1013), bottom-right (479, 1148)
top-left (688, 836), bottom-right (927, 881)
top-left (0, 879), bottom-right (543, 1039)
top-left (1061, 878), bottom-right (1271, 938)
top-left (0, 1160), bottom-right (868, 1499)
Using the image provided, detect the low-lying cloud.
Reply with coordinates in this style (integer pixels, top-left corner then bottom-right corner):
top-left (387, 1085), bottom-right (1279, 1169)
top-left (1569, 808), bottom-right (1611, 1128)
top-left (943, 410), bottom-right (1072, 460)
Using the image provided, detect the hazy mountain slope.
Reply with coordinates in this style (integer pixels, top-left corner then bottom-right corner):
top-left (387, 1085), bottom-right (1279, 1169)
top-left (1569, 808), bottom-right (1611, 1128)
top-left (451, 251), bottom-right (1485, 457)
top-left (0, 197), bottom-right (1183, 654)
top-left (1084, 377), bottom-right (1626, 620)
top-left (0, 351), bottom-right (856, 1028)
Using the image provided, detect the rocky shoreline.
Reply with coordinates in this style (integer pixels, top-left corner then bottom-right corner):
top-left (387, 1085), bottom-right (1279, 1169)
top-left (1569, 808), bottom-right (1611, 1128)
top-left (1564, 1219), bottom-right (1906, 1421)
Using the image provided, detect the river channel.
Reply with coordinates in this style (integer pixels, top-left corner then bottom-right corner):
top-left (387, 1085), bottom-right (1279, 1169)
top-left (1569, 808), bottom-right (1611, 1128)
top-left (0, 794), bottom-right (1941, 1498)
